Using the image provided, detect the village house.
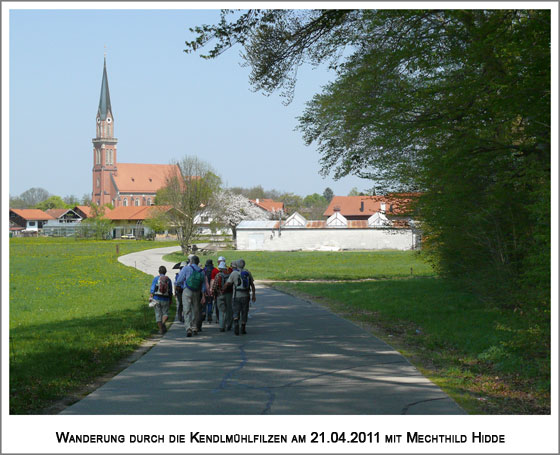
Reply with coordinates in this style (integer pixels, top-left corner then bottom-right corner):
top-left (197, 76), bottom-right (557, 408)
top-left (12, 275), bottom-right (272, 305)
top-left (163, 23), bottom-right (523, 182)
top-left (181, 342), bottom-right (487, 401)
top-left (42, 208), bottom-right (84, 237)
top-left (73, 205), bottom-right (94, 220)
top-left (323, 194), bottom-right (419, 226)
top-left (250, 198), bottom-right (285, 216)
top-left (9, 209), bottom-right (55, 236)
top-left (102, 205), bottom-right (178, 239)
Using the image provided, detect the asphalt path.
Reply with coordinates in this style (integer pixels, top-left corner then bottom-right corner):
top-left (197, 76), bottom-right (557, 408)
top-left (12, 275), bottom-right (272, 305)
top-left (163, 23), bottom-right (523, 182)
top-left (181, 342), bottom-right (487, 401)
top-left (61, 246), bottom-right (465, 415)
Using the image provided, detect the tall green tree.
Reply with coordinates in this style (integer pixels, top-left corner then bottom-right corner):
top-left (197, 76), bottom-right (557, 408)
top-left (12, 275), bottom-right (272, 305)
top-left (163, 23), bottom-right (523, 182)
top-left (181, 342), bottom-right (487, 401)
top-left (302, 192), bottom-right (328, 219)
top-left (322, 187), bottom-right (334, 202)
top-left (34, 195), bottom-right (67, 210)
top-left (185, 9), bottom-right (551, 309)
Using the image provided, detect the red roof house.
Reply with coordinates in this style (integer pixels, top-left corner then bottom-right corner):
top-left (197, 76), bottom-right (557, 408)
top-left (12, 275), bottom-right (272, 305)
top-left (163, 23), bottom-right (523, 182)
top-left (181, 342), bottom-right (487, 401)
top-left (250, 198), bottom-right (285, 214)
top-left (9, 209), bottom-right (55, 231)
top-left (323, 194), bottom-right (419, 220)
top-left (73, 205), bottom-right (94, 219)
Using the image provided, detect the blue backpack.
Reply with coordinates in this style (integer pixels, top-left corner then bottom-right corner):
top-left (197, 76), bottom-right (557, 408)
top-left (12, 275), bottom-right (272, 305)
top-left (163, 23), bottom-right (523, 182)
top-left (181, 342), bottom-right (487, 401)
top-left (237, 270), bottom-right (251, 291)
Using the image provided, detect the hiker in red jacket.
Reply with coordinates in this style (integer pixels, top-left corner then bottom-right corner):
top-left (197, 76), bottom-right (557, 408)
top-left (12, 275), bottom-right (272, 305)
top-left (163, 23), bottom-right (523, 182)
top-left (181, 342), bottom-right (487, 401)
top-left (212, 261), bottom-right (233, 332)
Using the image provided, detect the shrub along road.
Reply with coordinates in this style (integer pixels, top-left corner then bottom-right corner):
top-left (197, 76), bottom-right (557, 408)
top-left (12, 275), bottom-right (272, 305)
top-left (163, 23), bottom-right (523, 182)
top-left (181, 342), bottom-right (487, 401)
top-left (62, 246), bottom-right (464, 415)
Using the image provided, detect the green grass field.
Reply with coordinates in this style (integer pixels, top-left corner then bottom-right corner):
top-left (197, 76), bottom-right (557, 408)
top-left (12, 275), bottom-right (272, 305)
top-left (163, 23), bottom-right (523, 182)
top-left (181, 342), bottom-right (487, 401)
top-left (10, 240), bottom-right (549, 415)
top-left (273, 280), bottom-right (550, 414)
top-left (9, 237), bottom-right (177, 414)
top-left (163, 249), bottom-right (435, 280)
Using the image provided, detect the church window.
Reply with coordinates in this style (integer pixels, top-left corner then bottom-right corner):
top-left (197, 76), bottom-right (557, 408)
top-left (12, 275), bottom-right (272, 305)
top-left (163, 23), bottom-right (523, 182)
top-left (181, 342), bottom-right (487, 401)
top-left (95, 149), bottom-right (101, 165)
top-left (135, 198), bottom-right (140, 206)
top-left (123, 198), bottom-right (128, 207)
top-left (96, 178), bottom-right (100, 188)
top-left (147, 198), bottom-right (152, 206)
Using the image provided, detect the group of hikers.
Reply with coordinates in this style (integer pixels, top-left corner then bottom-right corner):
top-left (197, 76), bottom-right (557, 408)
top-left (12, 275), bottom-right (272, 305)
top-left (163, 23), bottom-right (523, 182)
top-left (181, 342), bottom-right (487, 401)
top-left (149, 255), bottom-right (256, 338)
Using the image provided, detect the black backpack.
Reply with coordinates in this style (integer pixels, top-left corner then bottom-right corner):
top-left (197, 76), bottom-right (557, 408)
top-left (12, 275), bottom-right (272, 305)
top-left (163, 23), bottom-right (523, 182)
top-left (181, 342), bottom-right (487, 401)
top-left (204, 266), bottom-right (213, 282)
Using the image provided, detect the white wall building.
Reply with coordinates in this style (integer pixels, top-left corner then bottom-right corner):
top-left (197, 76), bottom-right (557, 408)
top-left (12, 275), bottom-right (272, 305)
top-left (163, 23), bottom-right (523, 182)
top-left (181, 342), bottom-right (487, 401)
top-left (236, 212), bottom-right (420, 251)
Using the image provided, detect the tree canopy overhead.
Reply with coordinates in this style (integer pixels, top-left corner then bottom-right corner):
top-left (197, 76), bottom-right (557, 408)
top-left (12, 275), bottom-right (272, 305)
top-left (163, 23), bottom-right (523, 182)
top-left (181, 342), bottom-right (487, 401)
top-left (187, 9), bottom-right (549, 187)
top-left (185, 9), bottom-right (551, 312)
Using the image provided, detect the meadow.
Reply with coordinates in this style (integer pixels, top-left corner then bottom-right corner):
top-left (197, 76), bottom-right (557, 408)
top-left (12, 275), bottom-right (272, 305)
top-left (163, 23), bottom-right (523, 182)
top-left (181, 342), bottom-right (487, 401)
top-left (10, 241), bottom-right (549, 415)
top-left (9, 237), bottom-right (177, 414)
top-left (163, 249), bottom-right (435, 280)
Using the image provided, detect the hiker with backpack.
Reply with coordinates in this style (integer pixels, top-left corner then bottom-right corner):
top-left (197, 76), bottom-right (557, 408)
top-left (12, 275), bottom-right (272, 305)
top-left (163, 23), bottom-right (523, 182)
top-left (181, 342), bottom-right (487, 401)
top-left (149, 265), bottom-right (174, 335)
top-left (214, 256), bottom-right (231, 321)
top-left (174, 261), bottom-right (188, 323)
top-left (175, 255), bottom-right (208, 337)
top-left (212, 261), bottom-right (233, 332)
top-left (203, 259), bottom-right (218, 323)
top-left (225, 259), bottom-right (256, 335)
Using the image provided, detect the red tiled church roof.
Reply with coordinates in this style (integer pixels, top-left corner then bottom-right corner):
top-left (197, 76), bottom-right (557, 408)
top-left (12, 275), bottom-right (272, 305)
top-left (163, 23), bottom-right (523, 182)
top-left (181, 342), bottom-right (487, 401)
top-left (103, 205), bottom-right (173, 221)
top-left (112, 163), bottom-right (181, 194)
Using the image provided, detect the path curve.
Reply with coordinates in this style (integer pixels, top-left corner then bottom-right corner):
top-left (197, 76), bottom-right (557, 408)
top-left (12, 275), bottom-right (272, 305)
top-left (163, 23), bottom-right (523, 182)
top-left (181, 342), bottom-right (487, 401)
top-left (61, 246), bottom-right (465, 415)
top-left (117, 244), bottom-right (183, 275)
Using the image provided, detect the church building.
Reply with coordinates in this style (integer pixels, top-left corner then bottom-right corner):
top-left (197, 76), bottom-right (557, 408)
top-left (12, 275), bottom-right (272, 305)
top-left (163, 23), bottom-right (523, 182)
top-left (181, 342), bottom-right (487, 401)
top-left (92, 57), bottom-right (180, 207)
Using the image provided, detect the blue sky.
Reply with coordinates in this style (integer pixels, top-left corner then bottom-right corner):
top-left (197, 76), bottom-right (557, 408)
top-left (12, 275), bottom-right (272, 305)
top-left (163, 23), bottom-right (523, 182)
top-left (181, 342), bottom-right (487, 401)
top-left (8, 7), bottom-right (371, 200)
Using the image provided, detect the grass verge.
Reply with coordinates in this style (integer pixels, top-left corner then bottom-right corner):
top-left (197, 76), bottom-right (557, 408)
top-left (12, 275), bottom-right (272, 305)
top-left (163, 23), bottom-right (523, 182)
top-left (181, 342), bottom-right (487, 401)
top-left (163, 249), bottom-right (435, 280)
top-left (9, 237), bottom-right (178, 414)
top-left (271, 280), bottom-right (550, 415)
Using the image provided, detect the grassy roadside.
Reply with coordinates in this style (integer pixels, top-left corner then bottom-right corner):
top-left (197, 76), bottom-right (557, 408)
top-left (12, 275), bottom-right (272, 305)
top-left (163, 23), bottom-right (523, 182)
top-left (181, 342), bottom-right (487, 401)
top-left (11, 240), bottom-right (549, 415)
top-left (271, 280), bottom-right (550, 415)
top-left (163, 249), bottom-right (435, 280)
top-left (9, 238), bottom-right (178, 414)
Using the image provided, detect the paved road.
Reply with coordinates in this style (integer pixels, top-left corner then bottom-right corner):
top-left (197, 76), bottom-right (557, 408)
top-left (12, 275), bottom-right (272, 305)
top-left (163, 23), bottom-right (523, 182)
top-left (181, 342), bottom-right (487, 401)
top-left (116, 244), bottom-right (186, 274)
top-left (61, 246), bottom-right (465, 415)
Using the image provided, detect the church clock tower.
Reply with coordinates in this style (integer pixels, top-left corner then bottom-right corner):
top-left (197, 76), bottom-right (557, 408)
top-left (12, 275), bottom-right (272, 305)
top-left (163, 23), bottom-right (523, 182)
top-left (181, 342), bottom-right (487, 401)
top-left (92, 56), bottom-right (118, 206)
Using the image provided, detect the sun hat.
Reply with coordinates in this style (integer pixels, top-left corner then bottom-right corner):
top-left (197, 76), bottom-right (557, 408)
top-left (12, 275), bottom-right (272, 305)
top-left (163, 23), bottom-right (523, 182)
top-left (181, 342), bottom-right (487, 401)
top-left (237, 259), bottom-right (246, 269)
top-left (218, 256), bottom-right (225, 262)
top-left (218, 261), bottom-right (227, 269)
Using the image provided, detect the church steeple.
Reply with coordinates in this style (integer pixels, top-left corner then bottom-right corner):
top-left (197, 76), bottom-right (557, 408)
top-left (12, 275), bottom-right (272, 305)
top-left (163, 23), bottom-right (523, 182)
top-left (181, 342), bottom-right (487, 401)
top-left (92, 55), bottom-right (118, 206)
top-left (97, 57), bottom-right (112, 121)
top-left (95, 57), bottom-right (115, 139)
